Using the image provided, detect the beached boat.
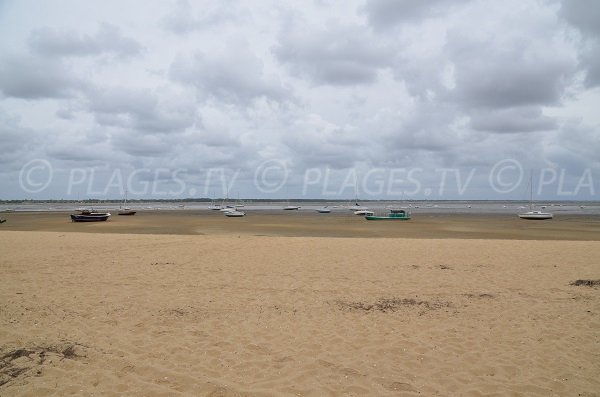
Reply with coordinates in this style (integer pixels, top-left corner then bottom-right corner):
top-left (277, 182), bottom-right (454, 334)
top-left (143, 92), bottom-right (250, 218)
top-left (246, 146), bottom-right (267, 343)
top-left (70, 212), bottom-right (111, 222)
top-left (519, 172), bottom-right (553, 220)
top-left (0, 219), bottom-right (6, 224)
top-left (224, 210), bottom-right (245, 217)
top-left (365, 209), bottom-right (411, 220)
top-left (316, 206), bottom-right (331, 213)
top-left (518, 211), bottom-right (553, 220)
top-left (354, 210), bottom-right (374, 216)
top-left (118, 189), bottom-right (136, 215)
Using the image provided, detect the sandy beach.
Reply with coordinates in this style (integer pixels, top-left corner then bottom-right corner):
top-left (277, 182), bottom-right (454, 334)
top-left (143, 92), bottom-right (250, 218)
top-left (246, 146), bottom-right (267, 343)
top-left (1, 227), bottom-right (599, 396)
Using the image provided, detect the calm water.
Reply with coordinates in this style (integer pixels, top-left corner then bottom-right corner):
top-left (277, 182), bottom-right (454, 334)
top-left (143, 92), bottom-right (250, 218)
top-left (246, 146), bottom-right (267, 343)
top-left (2, 201), bottom-right (599, 215)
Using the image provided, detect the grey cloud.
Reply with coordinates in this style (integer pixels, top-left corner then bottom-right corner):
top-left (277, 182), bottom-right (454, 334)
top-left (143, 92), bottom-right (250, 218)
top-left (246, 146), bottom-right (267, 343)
top-left (447, 33), bottom-right (576, 108)
top-left (281, 115), bottom-right (368, 169)
top-left (581, 43), bottom-right (600, 87)
top-left (87, 86), bottom-right (197, 133)
top-left (469, 107), bottom-right (557, 133)
top-left (560, 0), bottom-right (600, 36)
top-left (110, 132), bottom-right (176, 157)
top-left (560, 1), bottom-right (600, 87)
top-left (28, 23), bottom-right (143, 59)
top-left (0, 53), bottom-right (86, 99)
top-left (0, 112), bottom-right (40, 168)
top-left (170, 43), bottom-right (288, 104)
top-left (274, 23), bottom-right (391, 86)
top-left (362, 0), bottom-right (460, 29)
top-left (162, 0), bottom-right (240, 34)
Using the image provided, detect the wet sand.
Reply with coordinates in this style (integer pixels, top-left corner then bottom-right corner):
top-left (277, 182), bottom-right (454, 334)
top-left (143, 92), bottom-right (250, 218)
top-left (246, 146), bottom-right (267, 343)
top-left (1, 231), bottom-right (599, 396)
top-left (1, 210), bottom-right (600, 240)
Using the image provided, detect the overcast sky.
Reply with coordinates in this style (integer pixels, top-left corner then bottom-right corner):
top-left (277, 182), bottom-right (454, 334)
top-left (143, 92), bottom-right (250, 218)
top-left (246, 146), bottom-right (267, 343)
top-left (1, 0), bottom-right (599, 200)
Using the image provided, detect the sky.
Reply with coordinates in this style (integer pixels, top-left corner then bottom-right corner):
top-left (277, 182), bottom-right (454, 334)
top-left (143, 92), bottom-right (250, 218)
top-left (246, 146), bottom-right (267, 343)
top-left (0, 0), bottom-right (599, 200)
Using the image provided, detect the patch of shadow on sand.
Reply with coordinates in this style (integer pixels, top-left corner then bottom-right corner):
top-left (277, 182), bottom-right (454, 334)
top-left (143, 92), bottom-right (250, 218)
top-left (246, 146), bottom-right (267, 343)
top-left (333, 297), bottom-right (450, 314)
top-left (464, 293), bottom-right (494, 299)
top-left (570, 279), bottom-right (600, 287)
top-left (0, 343), bottom-right (84, 387)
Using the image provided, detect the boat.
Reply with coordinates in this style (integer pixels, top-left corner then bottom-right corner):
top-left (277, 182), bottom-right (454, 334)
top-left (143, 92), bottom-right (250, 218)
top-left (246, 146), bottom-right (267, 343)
top-left (354, 209), bottom-right (374, 216)
top-left (518, 211), bottom-right (553, 220)
top-left (316, 206), bottom-right (331, 213)
top-left (365, 209), bottom-right (411, 220)
top-left (224, 210), bottom-right (245, 217)
top-left (118, 189), bottom-right (136, 215)
top-left (0, 219), bottom-right (6, 224)
top-left (70, 212), bottom-right (111, 222)
top-left (519, 172), bottom-right (553, 220)
top-left (283, 205), bottom-right (300, 210)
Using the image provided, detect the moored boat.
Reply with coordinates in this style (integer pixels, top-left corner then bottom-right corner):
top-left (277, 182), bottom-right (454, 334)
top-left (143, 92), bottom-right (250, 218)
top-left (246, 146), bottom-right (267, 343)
top-left (518, 211), bottom-right (553, 220)
top-left (365, 209), bottom-right (411, 220)
top-left (224, 210), bottom-right (245, 217)
top-left (70, 212), bottom-right (111, 222)
top-left (518, 172), bottom-right (553, 220)
top-left (316, 206), bottom-right (331, 213)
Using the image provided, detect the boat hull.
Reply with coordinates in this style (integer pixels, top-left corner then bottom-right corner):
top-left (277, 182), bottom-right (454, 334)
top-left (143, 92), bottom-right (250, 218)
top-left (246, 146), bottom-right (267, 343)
top-left (365, 216), bottom-right (411, 220)
top-left (70, 214), bottom-right (110, 222)
top-left (518, 212), bottom-right (553, 220)
top-left (117, 211), bottom-right (136, 216)
top-left (225, 211), bottom-right (245, 217)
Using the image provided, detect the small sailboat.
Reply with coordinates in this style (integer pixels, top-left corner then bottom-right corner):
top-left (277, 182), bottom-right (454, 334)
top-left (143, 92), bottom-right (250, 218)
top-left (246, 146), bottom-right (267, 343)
top-left (354, 209), bottom-right (374, 216)
top-left (118, 189), bottom-right (136, 216)
top-left (519, 172), bottom-right (553, 220)
top-left (283, 198), bottom-right (300, 210)
top-left (316, 206), bottom-right (331, 213)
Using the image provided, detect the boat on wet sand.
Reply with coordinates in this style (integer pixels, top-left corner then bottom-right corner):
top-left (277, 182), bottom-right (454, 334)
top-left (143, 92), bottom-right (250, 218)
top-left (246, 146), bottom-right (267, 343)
top-left (365, 209), bottom-right (411, 220)
top-left (225, 210), bottom-right (245, 217)
top-left (519, 173), bottom-right (553, 220)
top-left (70, 212), bottom-right (111, 222)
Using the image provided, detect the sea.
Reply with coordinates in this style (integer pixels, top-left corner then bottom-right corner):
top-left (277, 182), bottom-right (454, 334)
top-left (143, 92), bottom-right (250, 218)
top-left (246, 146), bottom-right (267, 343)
top-left (1, 200), bottom-right (599, 216)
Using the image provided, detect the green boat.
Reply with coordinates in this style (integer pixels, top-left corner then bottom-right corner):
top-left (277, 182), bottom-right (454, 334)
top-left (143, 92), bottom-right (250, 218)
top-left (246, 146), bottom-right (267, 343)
top-left (365, 209), bottom-right (411, 221)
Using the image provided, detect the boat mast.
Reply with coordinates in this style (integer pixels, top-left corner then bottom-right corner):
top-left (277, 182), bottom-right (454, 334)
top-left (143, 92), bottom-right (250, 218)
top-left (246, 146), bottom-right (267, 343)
top-left (529, 171), bottom-right (533, 211)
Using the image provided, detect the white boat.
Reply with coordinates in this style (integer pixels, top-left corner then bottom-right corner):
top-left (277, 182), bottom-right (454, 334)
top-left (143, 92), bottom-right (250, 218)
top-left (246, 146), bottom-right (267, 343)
top-left (118, 189), bottom-right (136, 216)
top-left (519, 172), bottom-right (553, 220)
top-left (225, 210), bottom-right (245, 217)
top-left (354, 210), bottom-right (374, 216)
top-left (316, 206), bottom-right (331, 213)
top-left (518, 211), bottom-right (553, 220)
top-left (283, 205), bottom-right (300, 210)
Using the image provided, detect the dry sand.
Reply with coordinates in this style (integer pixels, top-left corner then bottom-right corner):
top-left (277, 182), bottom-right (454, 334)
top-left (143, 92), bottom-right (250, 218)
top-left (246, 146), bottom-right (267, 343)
top-left (1, 230), bottom-right (599, 396)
